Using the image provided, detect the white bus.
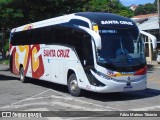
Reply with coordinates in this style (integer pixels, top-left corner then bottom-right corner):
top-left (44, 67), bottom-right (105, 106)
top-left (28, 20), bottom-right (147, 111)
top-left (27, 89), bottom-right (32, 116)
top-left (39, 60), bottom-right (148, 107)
top-left (10, 12), bottom-right (148, 96)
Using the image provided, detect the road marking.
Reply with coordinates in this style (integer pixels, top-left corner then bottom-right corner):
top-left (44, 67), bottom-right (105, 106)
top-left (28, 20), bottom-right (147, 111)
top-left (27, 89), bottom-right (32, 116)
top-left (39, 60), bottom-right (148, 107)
top-left (25, 108), bottom-right (49, 111)
top-left (0, 102), bottom-right (48, 109)
top-left (0, 89), bottom-right (52, 109)
top-left (50, 101), bottom-right (109, 111)
top-left (47, 117), bottom-right (63, 120)
top-left (130, 105), bottom-right (160, 111)
top-left (18, 95), bottom-right (74, 102)
top-left (0, 86), bottom-right (121, 111)
top-left (0, 89), bottom-right (121, 112)
top-left (0, 96), bottom-right (115, 111)
top-left (49, 89), bottom-right (123, 111)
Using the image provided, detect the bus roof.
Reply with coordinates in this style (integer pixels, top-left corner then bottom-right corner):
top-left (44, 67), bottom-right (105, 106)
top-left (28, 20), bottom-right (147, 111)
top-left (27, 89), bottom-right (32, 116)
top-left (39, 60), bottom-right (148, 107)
top-left (11, 12), bottom-right (136, 33)
top-left (75, 12), bottom-right (136, 28)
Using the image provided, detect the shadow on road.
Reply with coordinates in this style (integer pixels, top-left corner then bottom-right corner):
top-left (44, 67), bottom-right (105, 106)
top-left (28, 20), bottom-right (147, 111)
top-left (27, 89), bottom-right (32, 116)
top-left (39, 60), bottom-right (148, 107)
top-left (82, 88), bottom-right (160, 102)
top-left (28, 78), bottom-right (69, 94)
top-left (27, 78), bottom-right (160, 102)
top-left (0, 74), bottom-right (19, 81)
top-left (1, 72), bottom-right (159, 102)
top-left (0, 68), bottom-right (10, 71)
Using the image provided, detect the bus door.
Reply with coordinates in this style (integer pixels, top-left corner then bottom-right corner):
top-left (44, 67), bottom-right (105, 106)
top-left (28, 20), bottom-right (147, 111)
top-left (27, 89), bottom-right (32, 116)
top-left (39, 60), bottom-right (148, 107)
top-left (51, 55), bottom-right (60, 83)
top-left (42, 46), bottom-right (52, 81)
top-left (42, 45), bottom-right (61, 83)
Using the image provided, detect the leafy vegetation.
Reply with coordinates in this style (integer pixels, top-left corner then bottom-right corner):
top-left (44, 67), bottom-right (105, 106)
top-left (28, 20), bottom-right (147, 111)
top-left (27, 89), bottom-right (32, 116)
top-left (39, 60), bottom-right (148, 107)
top-left (83, 0), bottom-right (134, 17)
top-left (0, 59), bottom-right (9, 65)
top-left (134, 1), bottom-right (157, 15)
top-left (0, 0), bottom-right (158, 38)
top-left (0, 0), bottom-right (134, 33)
top-left (4, 41), bottom-right (9, 52)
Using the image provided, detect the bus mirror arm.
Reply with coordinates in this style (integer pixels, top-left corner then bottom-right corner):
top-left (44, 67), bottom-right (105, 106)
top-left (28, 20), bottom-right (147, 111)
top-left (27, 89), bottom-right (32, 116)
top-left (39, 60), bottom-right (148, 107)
top-left (74, 25), bottom-right (102, 50)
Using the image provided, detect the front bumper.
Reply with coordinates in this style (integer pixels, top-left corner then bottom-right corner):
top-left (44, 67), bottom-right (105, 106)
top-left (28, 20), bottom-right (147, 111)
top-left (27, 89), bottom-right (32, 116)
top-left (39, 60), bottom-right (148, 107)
top-left (95, 77), bottom-right (147, 93)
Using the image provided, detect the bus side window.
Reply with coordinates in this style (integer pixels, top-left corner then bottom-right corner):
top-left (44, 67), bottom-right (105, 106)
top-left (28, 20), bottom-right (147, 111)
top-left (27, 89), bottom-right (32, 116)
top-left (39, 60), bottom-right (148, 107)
top-left (54, 25), bottom-right (68, 45)
top-left (13, 31), bottom-right (26, 45)
top-left (37, 28), bottom-right (43, 44)
top-left (24, 30), bottom-right (29, 45)
top-left (11, 33), bottom-right (17, 45)
top-left (83, 34), bottom-right (93, 66)
top-left (43, 26), bottom-right (52, 44)
top-left (67, 28), bottom-right (84, 62)
top-left (31, 28), bottom-right (42, 44)
top-left (15, 32), bottom-right (21, 45)
top-left (29, 30), bottom-right (34, 45)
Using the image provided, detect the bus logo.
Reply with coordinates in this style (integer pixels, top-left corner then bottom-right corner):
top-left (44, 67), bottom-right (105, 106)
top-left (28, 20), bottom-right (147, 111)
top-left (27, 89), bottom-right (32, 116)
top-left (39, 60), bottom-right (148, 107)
top-left (127, 77), bottom-right (131, 82)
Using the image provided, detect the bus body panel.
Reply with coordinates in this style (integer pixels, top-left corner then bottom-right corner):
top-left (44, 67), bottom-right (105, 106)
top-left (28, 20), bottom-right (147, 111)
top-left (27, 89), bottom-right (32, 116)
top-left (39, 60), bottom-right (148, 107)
top-left (10, 12), bottom-right (148, 94)
top-left (65, 60), bottom-right (97, 91)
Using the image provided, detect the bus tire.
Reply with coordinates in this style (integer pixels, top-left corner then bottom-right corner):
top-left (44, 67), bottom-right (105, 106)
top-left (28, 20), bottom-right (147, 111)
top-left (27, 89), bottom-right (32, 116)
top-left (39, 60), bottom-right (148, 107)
top-left (19, 67), bottom-right (27, 83)
top-left (68, 74), bottom-right (81, 97)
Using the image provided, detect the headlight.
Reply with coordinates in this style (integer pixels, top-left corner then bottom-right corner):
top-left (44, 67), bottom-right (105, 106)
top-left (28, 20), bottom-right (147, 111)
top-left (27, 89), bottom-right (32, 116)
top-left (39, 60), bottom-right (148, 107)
top-left (96, 71), bottom-right (112, 80)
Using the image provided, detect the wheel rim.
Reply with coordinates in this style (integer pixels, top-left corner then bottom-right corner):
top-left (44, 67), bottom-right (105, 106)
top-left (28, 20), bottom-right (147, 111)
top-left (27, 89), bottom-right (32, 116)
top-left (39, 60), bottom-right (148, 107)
top-left (20, 69), bottom-right (24, 80)
top-left (70, 78), bottom-right (78, 92)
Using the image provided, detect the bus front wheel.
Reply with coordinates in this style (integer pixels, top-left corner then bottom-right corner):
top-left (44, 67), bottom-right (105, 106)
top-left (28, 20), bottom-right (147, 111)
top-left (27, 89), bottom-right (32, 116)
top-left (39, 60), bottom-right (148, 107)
top-left (68, 74), bottom-right (81, 97)
top-left (19, 67), bottom-right (27, 83)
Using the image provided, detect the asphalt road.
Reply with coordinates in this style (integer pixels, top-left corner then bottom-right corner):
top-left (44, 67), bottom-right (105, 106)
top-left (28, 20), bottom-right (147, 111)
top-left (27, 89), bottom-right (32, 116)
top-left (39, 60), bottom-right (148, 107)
top-left (0, 64), bottom-right (160, 120)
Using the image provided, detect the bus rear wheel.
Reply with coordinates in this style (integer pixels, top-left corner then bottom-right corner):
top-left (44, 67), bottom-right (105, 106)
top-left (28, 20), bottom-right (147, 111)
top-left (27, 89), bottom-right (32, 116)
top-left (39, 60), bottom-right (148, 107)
top-left (68, 74), bottom-right (81, 97)
top-left (19, 67), bottom-right (27, 83)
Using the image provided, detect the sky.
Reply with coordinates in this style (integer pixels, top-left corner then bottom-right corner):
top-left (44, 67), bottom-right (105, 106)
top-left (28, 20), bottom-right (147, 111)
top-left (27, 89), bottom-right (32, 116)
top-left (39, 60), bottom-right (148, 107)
top-left (120, 0), bottom-right (155, 6)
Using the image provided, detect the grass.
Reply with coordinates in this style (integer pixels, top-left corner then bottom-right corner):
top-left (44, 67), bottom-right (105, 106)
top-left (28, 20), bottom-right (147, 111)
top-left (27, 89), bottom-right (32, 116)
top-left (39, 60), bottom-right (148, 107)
top-left (0, 59), bottom-right (9, 65)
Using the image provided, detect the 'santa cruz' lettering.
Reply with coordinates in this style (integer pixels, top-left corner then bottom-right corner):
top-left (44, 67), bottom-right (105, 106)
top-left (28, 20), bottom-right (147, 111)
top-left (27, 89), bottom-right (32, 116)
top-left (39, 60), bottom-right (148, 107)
top-left (57, 49), bottom-right (69, 58)
top-left (101, 20), bottom-right (119, 25)
top-left (44, 49), bottom-right (70, 58)
top-left (101, 20), bottom-right (133, 25)
top-left (44, 50), bottom-right (56, 57)
top-left (119, 21), bottom-right (133, 25)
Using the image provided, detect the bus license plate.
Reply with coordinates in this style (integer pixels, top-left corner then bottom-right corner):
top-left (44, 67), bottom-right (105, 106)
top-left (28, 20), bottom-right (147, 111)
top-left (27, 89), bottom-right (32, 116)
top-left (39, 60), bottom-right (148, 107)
top-left (124, 86), bottom-right (133, 92)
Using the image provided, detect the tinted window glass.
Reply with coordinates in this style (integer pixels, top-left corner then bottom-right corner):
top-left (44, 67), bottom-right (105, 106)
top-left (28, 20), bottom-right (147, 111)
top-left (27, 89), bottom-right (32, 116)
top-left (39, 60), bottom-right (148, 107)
top-left (11, 24), bottom-right (85, 46)
top-left (11, 30), bottom-right (28, 45)
top-left (43, 26), bottom-right (53, 44)
top-left (84, 35), bottom-right (93, 65)
top-left (54, 25), bottom-right (68, 44)
top-left (67, 27), bottom-right (84, 61)
top-left (69, 19), bottom-right (89, 28)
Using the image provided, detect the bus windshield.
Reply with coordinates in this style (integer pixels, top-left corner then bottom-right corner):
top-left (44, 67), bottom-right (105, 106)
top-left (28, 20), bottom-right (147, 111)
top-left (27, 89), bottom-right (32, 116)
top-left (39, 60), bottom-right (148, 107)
top-left (97, 26), bottom-right (146, 72)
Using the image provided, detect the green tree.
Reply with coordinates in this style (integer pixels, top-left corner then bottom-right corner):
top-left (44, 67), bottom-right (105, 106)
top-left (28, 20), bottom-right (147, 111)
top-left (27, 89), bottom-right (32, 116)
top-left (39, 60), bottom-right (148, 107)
top-left (4, 41), bottom-right (9, 52)
top-left (83, 0), bottom-right (134, 17)
top-left (154, 0), bottom-right (157, 5)
top-left (0, 0), bottom-right (13, 5)
top-left (0, 0), bottom-right (134, 34)
top-left (0, 0), bottom-right (89, 30)
top-left (134, 3), bottom-right (157, 15)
